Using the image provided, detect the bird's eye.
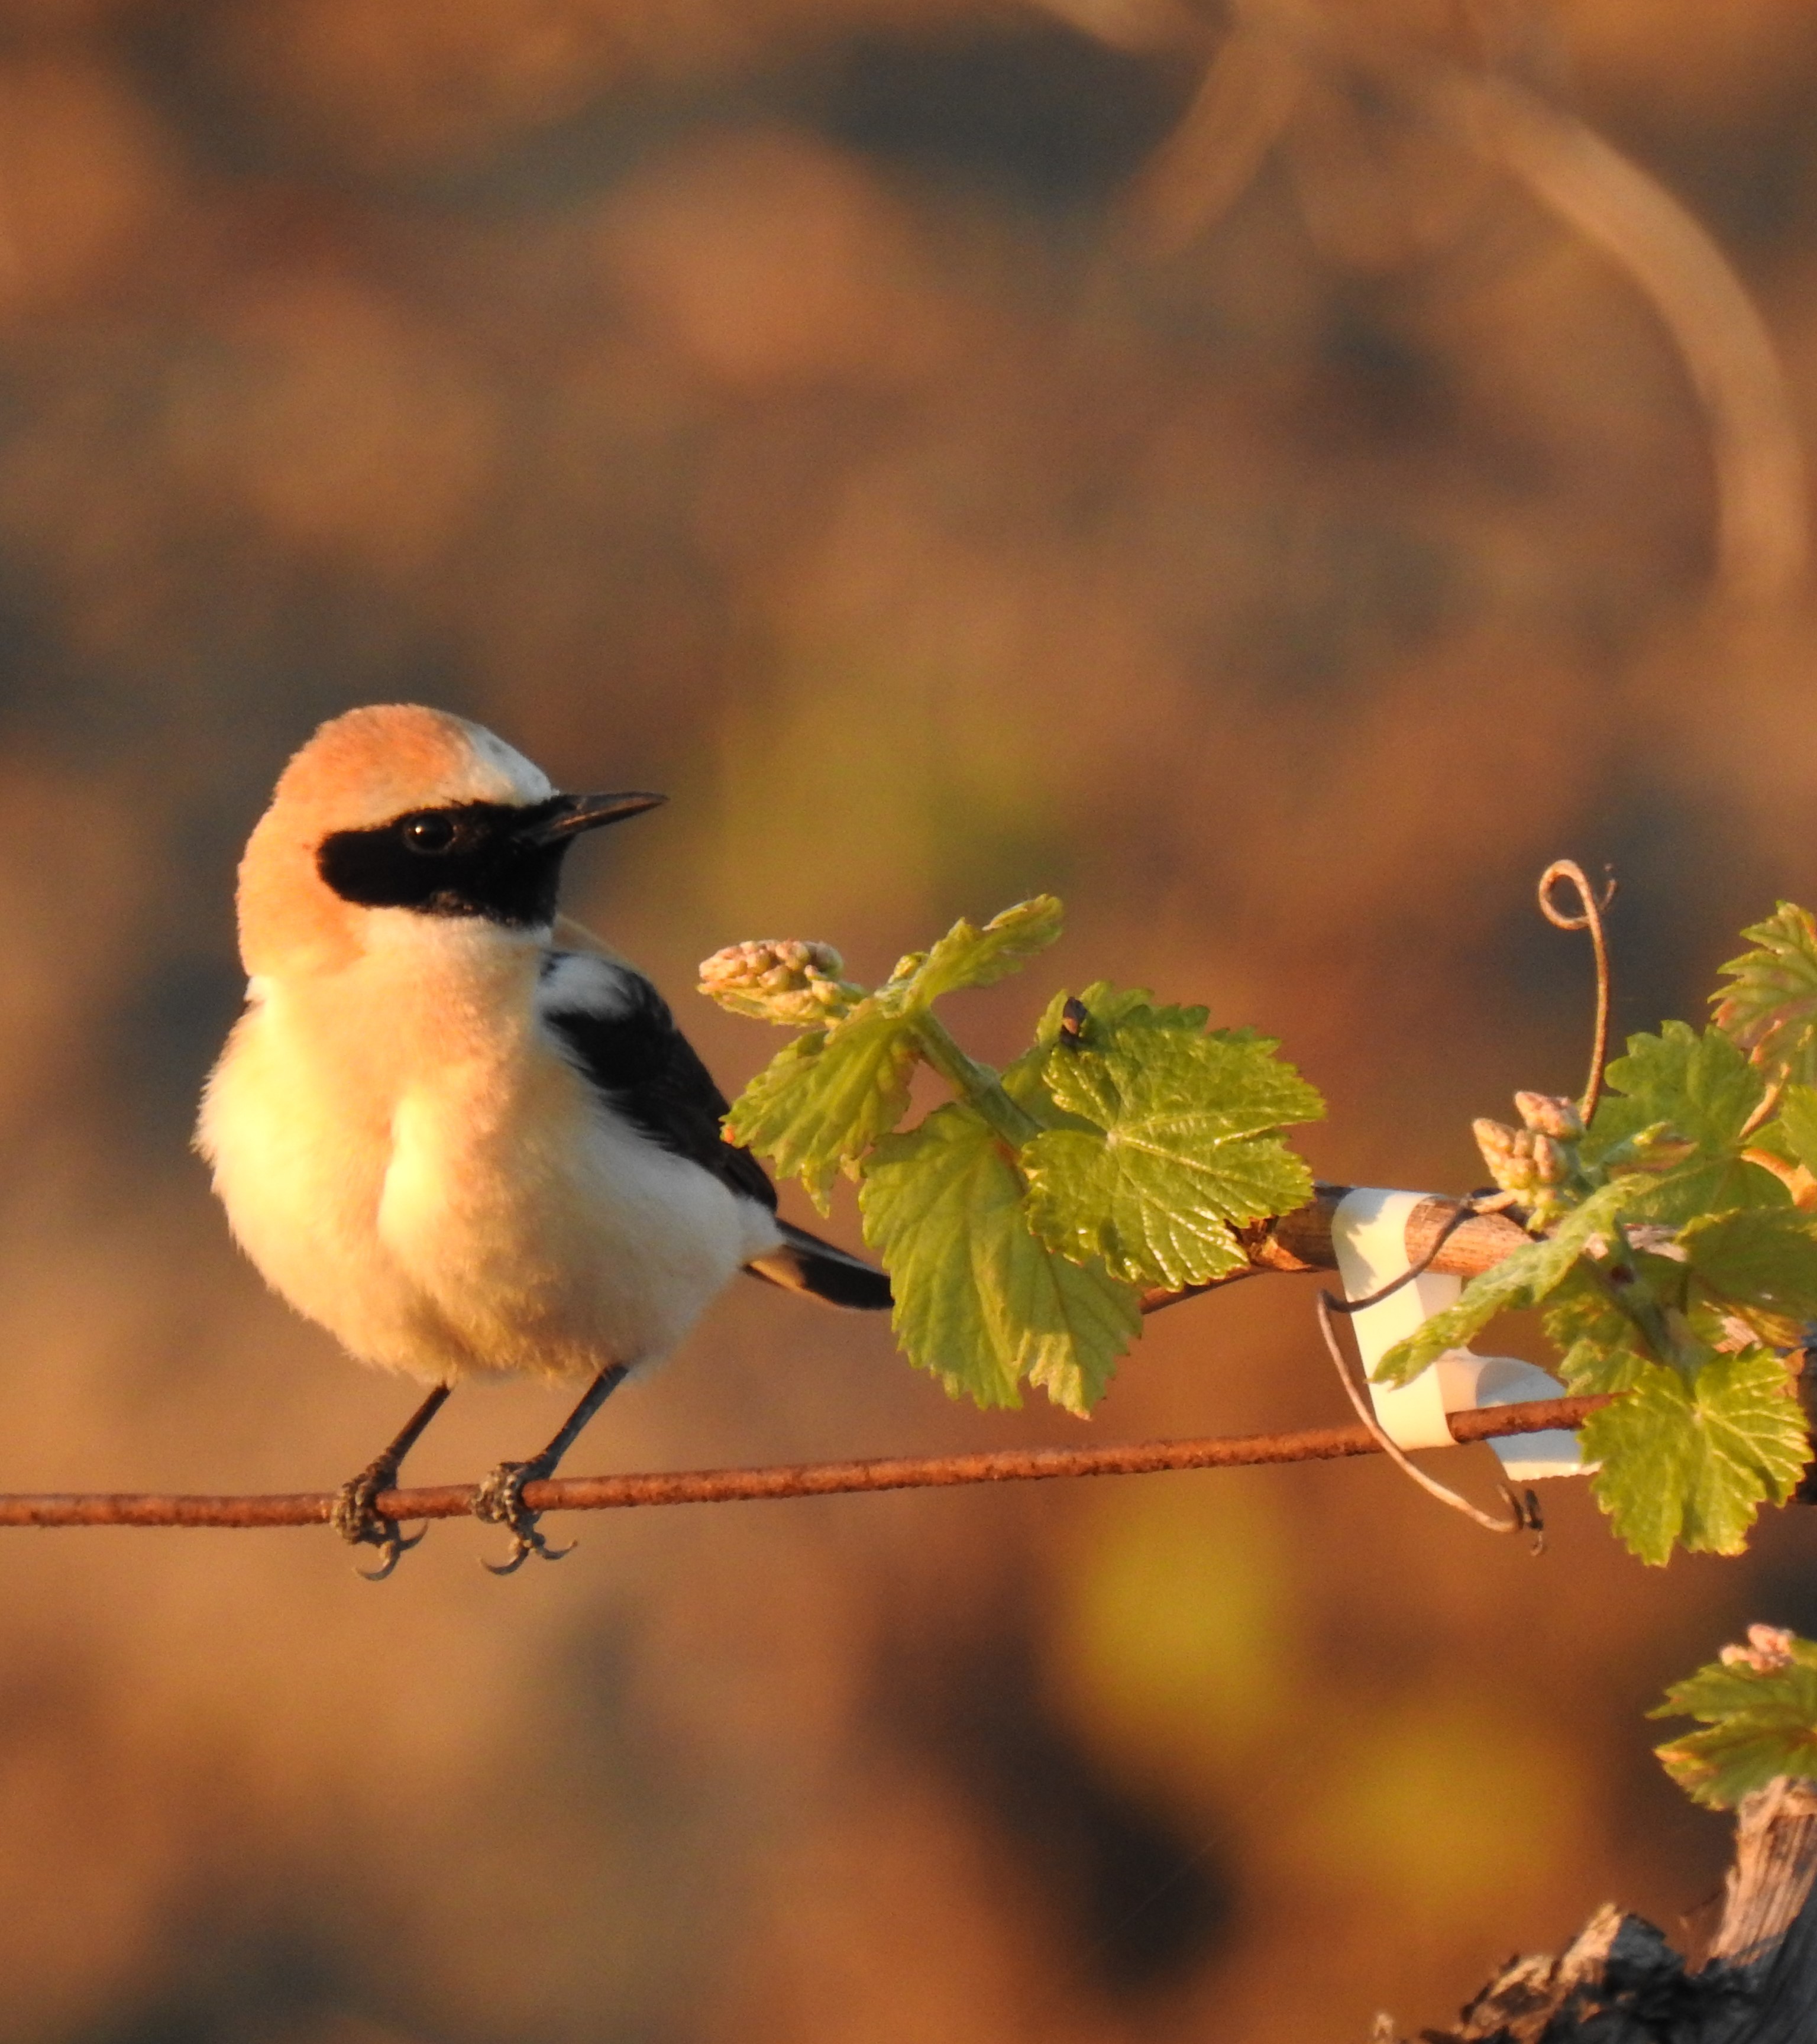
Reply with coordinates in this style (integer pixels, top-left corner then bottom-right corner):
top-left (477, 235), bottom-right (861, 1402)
top-left (402, 813), bottom-right (458, 854)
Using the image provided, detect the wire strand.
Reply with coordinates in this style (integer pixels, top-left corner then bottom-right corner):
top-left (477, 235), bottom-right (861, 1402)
top-left (0, 1397), bottom-right (1608, 1529)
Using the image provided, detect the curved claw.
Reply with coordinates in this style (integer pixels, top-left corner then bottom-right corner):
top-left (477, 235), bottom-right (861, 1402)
top-left (332, 1461), bottom-right (430, 1582)
top-left (479, 1527), bottom-right (576, 1576)
top-left (354, 1520), bottom-right (429, 1581)
top-left (473, 1460), bottom-right (577, 1575)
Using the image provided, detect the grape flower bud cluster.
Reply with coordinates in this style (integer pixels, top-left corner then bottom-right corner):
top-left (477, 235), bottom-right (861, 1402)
top-left (697, 940), bottom-right (865, 1027)
top-left (1474, 1085), bottom-right (1700, 1228)
top-left (1473, 1091), bottom-right (1586, 1224)
top-left (1719, 1624), bottom-right (1796, 1673)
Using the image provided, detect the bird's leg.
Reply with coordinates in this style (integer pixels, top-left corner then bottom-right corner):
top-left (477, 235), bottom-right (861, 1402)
top-left (331, 1382), bottom-right (453, 1581)
top-left (473, 1364), bottom-right (629, 1576)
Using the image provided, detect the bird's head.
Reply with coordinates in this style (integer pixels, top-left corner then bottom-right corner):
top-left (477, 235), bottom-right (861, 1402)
top-left (237, 704), bottom-right (663, 976)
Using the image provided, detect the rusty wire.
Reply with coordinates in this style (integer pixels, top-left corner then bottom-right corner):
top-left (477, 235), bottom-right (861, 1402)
top-left (0, 1398), bottom-right (1607, 1531)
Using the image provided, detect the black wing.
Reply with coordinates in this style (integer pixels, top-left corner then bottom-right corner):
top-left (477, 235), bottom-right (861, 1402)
top-left (541, 958), bottom-right (777, 1212)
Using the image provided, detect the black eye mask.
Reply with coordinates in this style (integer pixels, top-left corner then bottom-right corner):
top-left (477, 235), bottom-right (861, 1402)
top-left (318, 798), bottom-right (574, 927)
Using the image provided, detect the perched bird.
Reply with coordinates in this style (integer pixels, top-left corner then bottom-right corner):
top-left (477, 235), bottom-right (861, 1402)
top-left (197, 704), bottom-right (890, 1575)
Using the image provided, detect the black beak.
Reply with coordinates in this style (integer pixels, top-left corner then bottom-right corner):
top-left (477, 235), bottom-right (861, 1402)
top-left (522, 791), bottom-right (667, 845)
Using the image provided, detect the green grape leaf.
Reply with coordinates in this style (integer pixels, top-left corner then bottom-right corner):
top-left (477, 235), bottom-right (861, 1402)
top-left (1003, 982), bottom-right (1212, 1121)
top-left (1713, 902), bottom-right (1817, 1086)
top-left (1777, 1084), bottom-right (1817, 1176)
top-left (725, 1002), bottom-right (920, 1212)
top-left (901, 895), bottom-right (1065, 1007)
top-left (1034, 981), bottom-right (1214, 1044)
top-left (1375, 1178), bottom-right (1645, 1387)
top-left (859, 1101), bottom-right (1142, 1414)
top-left (1582, 1022), bottom-right (1776, 1222)
top-left (1683, 1207), bottom-right (1817, 1346)
top-left (1582, 1350), bottom-right (1808, 1565)
top-left (1653, 1633), bottom-right (1817, 1807)
top-left (722, 895), bottom-right (1065, 1207)
top-left (1542, 1269), bottom-right (1659, 1395)
top-left (1020, 1029), bottom-right (1323, 1290)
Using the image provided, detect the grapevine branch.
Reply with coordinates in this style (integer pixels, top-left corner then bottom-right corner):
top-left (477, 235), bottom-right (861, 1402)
top-left (1138, 1180), bottom-right (1533, 1314)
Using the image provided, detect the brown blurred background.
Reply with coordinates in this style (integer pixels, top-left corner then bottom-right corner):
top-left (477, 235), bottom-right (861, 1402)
top-left (2, 0), bottom-right (1817, 2037)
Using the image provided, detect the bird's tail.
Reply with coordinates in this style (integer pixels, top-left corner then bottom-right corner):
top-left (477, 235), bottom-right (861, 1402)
top-left (745, 1220), bottom-right (893, 1311)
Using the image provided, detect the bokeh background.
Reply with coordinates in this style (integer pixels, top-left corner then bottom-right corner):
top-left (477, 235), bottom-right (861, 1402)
top-left (3, 0), bottom-right (1817, 2037)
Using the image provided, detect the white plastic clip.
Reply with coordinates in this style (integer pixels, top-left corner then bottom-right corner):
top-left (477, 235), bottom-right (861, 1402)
top-left (1330, 1188), bottom-right (1587, 1482)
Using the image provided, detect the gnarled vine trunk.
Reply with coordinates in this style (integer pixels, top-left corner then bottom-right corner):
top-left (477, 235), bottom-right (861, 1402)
top-left (1380, 1780), bottom-right (1817, 2043)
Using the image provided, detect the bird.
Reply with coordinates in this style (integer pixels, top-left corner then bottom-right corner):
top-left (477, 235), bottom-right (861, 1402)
top-left (196, 703), bottom-right (890, 1576)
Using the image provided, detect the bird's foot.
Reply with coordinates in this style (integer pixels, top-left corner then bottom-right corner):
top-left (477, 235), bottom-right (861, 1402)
top-left (472, 1458), bottom-right (576, 1576)
top-left (331, 1457), bottom-right (428, 1581)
